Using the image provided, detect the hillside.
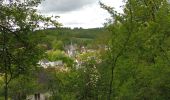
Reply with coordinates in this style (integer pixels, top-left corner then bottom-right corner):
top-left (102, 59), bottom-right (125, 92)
top-left (34, 27), bottom-right (110, 50)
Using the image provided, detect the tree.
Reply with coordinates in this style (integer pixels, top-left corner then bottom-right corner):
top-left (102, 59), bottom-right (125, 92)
top-left (47, 50), bottom-right (74, 67)
top-left (0, 0), bottom-right (60, 99)
top-left (101, 0), bottom-right (170, 99)
top-left (75, 51), bottom-right (100, 100)
top-left (53, 40), bottom-right (64, 50)
top-left (9, 71), bottom-right (40, 100)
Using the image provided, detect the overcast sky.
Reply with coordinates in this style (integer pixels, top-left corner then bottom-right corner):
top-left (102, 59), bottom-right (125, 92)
top-left (38, 0), bottom-right (124, 29)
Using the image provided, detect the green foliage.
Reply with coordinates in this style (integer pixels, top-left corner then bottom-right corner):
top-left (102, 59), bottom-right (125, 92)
top-left (47, 50), bottom-right (74, 67)
top-left (9, 74), bottom-right (40, 99)
top-left (101, 0), bottom-right (170, 99)
top-left (53, 41), bottom-right (64, 50)
top-left (37, 28), bottom-right (109, 48)
top-left (0, 0), bottom-right (170, 100)
top-left (0, 0), bottom-right (60, 99)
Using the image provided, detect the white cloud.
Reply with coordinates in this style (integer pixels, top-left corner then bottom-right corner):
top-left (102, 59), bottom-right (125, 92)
top-left (38, 0), bottom-right (124, 28)
top-left (38, 0), bottom-right (97, 13)
top-left (57, 4), bottom-right (109, 28)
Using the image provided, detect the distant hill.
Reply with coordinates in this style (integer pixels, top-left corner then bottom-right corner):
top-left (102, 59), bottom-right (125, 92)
top-left (34, 27), bottom-right (110, 50)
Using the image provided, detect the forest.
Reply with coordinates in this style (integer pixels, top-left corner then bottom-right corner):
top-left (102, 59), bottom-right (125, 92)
top-left (0, 0), bottom-right (170, 100)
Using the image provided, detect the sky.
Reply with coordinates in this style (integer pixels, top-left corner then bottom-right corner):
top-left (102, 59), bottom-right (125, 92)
top-left (38, 0), bottom-right (124, 29)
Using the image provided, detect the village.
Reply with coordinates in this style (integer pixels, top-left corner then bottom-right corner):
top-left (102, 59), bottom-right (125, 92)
top-left (1, 0), bottom-right (170, 100)
top-left (38, 43), bottom-right (100, 71)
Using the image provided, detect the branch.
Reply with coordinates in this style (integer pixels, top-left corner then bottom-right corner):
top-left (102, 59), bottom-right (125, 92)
top-left (107, 0), bottom-right (133, 99)
top-left (0, 24), bottom-right (29, 47)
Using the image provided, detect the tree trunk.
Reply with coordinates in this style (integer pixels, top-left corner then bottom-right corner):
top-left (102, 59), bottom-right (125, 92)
top-left (4, 46), bottom-right (8, 100)
top-left (4, 72), bottom-right (8, 100)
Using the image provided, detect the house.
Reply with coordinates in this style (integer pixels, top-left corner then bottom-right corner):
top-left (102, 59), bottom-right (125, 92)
top-left (38, 60), bottom-right (63, 68)
top-left (49, 60), bottom-right (63, 67)
top-left (38, 59), bottom-right (50, 68)
top-left (65, 43), bottom-right (77, 57)
top-left (27, 93), bottom-right (50, 100)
